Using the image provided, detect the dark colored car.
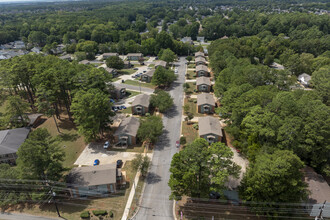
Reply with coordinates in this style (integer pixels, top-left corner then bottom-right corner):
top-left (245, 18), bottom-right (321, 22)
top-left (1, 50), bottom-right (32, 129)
top-left (116, 106), bottom-right (121, 111)
top-left (121, 105), bottom-right (126, 109)
top-left (112, 106), bottom-right (118, 112)
top-left (209, 191), bottom-right (221, 199)
top-left (133, 68), bottom-right (138, 70)
top-left (93, 159), bottom-right (100, 166)
top-left (110, 99), bottom-right (115, 103)
top-left (117, 160), bottom-right (123, 168)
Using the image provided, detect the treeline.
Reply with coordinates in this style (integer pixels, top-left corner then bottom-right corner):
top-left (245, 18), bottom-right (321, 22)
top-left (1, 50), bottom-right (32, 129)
top-left (209, 35), bottom-right (330, 176)
top-left (0, 54), bottom-right (113, 141)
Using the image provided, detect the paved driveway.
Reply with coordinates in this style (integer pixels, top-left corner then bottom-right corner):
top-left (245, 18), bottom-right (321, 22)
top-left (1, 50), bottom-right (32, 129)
top-left (134, 57), bottom-right (186, 220)
top-left (74, 143), bottom-right (151, 167)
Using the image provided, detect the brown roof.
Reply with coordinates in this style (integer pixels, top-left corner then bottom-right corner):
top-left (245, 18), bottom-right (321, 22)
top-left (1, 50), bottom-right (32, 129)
top-left (114, 117), bottom-right (140, 137)
top-left (196, 65), bottom-right (208, 72)
top-left (67, 163), bottom-right (117, 187)
top-left (132, 94), bottom-right (150, 108)
top-left (196, 77), bottom-right (211, 86)
top-left (195, 51), bottom-right (205, 57)
top-left (127, 53), bottom-right (143, 57)
top-left (303, 166), bottom-right (330, 204)
top-left (198, 116), bottom-right (222, 137)
top-left (154, 60), bottom-right (167, 68)
top-left (195, 57), bottom-right (206, 63)
top-left (197, 93), bottom-right (215, 106)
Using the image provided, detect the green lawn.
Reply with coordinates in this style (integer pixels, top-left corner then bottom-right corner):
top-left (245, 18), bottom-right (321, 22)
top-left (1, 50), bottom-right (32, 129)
top-left (123, 80), bottom-right (156, 89)
top-left (186, 70), bottom-right (196, 79)
top-left (148, 64), bottom-right (155, 68)
top-left (183, 98), bottom-right (204, 117)
top-left (126, 90), bottom-right (141, 98)
top-left (38, 115), bottom-right (86, 168)
top-left (184, 82), bottom-right (197, 95)
top-left (181, 121), bottom-right (199, 144)
top-left (120, 106), bottom-right (132, 114)
top-left (118, 69), bottom-right (136, 75)
top-left (188, 64), bottom-right (195, 68)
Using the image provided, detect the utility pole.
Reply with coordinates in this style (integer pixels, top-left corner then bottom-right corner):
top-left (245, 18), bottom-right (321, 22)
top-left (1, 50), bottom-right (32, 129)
top-left (47, 181), bottom-right (61, 218)
top-left (315, 200), bottom-right (326, 220)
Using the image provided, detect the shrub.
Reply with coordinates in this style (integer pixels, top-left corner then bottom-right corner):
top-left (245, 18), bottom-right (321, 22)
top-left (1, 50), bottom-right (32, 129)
top-left (145, 113), bottom-right (151, 117)
top-left (180, 136), bottom-right (186, 145)
top-left (193, 89), bottom-right (197, 93)
top-left (80, 211), bottom-right (90, 218)
top-left (92, 210), bottom-right (107, 216)
top-left (193, 124), bottom-right (199, 130)
top-left (109, 211), bottom-right (114, 218)
top-left (193, 82), bottom-right (196, 85)
top-left (193, 99), bottom-right (197, 103)
top-left (187, 112), bottom-right (194, 120)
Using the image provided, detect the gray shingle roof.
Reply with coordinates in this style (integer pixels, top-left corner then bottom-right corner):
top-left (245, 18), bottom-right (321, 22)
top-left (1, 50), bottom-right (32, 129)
top-left (0, 127), bottom-right (30, 155)
top-left (143, 70), bottom-right (155, 77)
top-left (197, 93), bottom-right (215, 106)
top-left (198, 116), bottom-right (222, 137)
top-left (67, 163), bottom-right (117, 187)
top-left (132, 94), bottom-right (150, 108)
top-left (154, 60), bottom-right (167, 68)
top-left (195, 51), bottom-right (205, 57)
top-left (114, 117), bottom-right (140, 137)
top-left (196, 65), bottom-right (208, 72)
top-left (127, 53), bottom-right (143, 57)
top-left (195, 57), bottom-right (206, 63)
top-left (102, 53), bottom-right (119, 57)
top-left (196, 77), bottom-right (211, 86)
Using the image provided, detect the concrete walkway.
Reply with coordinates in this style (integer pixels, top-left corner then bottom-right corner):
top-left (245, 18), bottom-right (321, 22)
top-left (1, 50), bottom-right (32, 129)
top-left (121, 170), bottom-right (141, 220)
top-left (186, 79), bottom-right (196, 82)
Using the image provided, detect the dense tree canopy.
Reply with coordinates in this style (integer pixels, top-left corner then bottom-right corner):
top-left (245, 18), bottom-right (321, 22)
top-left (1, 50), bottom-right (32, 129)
top-left (150, 90), bottom-right (174, 113)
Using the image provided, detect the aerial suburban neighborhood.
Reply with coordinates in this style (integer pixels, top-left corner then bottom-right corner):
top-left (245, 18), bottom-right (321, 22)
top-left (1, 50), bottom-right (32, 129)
top-left (0, 0), bottom-right (329, 220)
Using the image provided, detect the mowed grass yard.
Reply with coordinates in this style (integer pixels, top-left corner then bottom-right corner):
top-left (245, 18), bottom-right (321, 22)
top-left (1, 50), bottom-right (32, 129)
top-left (123, 80), bottom-right (156, 89)
top-left (183, 98), bottom-right (204, 117)
top-left (181, 121), bottom-right (199, 144)
top-left (38, 114), bottom-right (86, 168)
top-left (12, 161), bottom-right (137, 220)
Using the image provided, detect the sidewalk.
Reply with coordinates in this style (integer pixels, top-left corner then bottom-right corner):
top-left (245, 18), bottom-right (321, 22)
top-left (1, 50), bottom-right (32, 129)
top-left (121, 170), bottom-right (141, 220)
top-left (0, 212), bottom-right (60, 220)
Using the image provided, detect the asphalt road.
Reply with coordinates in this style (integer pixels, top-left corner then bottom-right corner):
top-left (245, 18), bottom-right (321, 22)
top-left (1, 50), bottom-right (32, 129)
top-left (133, 58), bottom-right (186, 220)
top-left (0, 212), bottom-right (59, 220)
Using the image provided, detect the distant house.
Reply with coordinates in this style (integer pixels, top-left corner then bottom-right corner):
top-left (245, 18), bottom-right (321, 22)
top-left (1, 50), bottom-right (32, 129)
top-left (123, 61), bottom-right (133, 69)
top-left (198, 116), bottom-right (223, 144)
top-left (111, 86), bottom-right (126, 100)
top-left (0, 127), bottom-right (30, 164)
top-left (132, 94), bottom-right (150, 115)
top-left (102, 53), bottom-right (119, 60)
top-left (26, 114), bottom-right (43, 128)
top-left (196, 65), bottom-right (209, 77)
top-left (195, 51), bottom-right (205, 58)
top-left (141, 70), bottom-right (155, 83)
top-left (127, 53), bottom-right (144, 61)
top-left (197, 37), bottom-right (205, 43)
top-left (14, 41), bottom-right (25, 49)
top-left (197, 93), bottom-right (215, 114)
top-left (78, 60), bottom-right (90, 65)
top-left (196, 77), bottom-right (211, 92)
top-left (31, 47), bottom-right (41, 54)
top-left (67, 163), bottom-right (125, 198)
top-left (98, 64), bottom-right (117, 76)
top-left (181, 37), bottom-right (193, 44)
top-left (114, 117), bottom-right (140, 147)
top-left (298, 73), bottom-right (311, 87)
top-left (195, 56), bottom-right (206, 66)
top-left (59, 54), bottom-right (72, 61)
top-left (154, 60), bottom-right (167, 68)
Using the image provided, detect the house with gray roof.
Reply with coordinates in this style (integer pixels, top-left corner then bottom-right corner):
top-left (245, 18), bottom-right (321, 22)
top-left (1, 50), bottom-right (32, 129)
top-left (298, 73), bottom-right (311, 87)
top-left (141, 70), bottom-right (155, 83)
top-left (197, 93), bottom-right (215, 114)
top-left (79, 60), bottom-right (90, 65)
top-left (195, 51), bottom-right (205, 58)
top-left (111, 85), bottom-right (126, 100)
top-left (114, 117), bottom-right (140, 147)
top-left (98, 64), bottom-right (117, 77)
top-left (195, 56), bottom-right (206, 66)
top-left (67, 163), bottom-right (124, 198)
top-left (196, 77), bottom-right (211, 92)
top-left (59, 54), bottom-right (72, 61)
top-left (198, 116), bottom-right (223, 144)
top-left (127, 53), bottom-right (143, 61)
top-left (0, 127), bottom-right (30, 164)
top-left (154, 60), bottom-right (167, 68)
top-left (102, 53), bottom-right (119, 60)
top-left (196, 65), bottom-right (209, 77)
top-left (132, 94), bottom-right (150, 115)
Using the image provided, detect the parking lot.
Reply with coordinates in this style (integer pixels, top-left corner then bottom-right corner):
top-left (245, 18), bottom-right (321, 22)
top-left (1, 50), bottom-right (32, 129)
top-left (74, 142), bottom-right (152, 167)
